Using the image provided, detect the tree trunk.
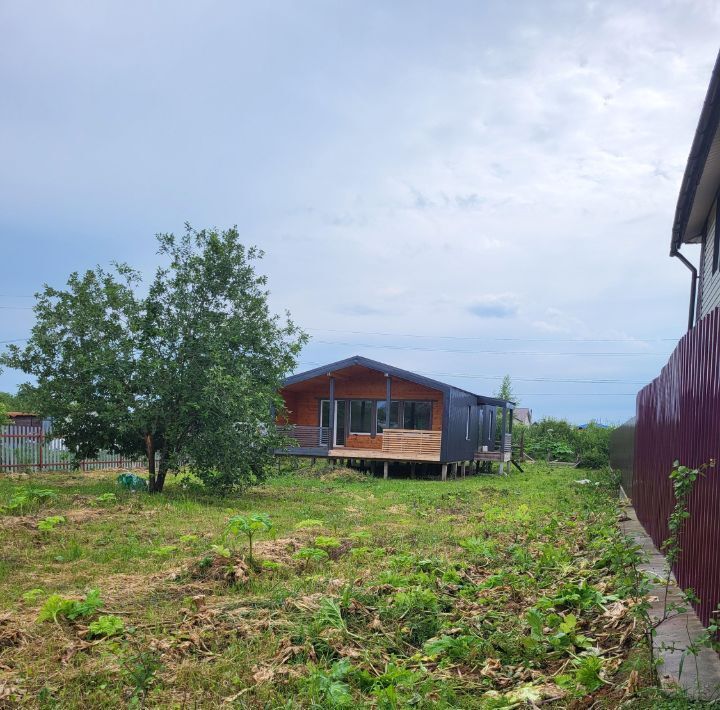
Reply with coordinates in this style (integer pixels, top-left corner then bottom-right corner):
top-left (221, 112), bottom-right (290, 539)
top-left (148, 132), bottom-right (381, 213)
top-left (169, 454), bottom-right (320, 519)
top-left (155, 450), bottom-right (168, 493)
top-left (145, 433), bottom-right (159, 493)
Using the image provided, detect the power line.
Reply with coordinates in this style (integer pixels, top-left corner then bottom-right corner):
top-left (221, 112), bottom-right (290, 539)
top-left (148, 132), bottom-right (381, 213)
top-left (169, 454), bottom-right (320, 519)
top-left (306, 326), bottom-right (678, 344)
top-left (296, 361), bottom-right (646, 385)
top-left (311, 339), bottom-right (666, 357)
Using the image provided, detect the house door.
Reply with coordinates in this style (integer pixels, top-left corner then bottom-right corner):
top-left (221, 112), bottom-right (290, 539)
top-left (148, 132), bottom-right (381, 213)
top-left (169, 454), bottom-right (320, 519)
top-left (321, 399), bottom-right (347, 447)
top-left (334, 401), bottom-right (346, 447)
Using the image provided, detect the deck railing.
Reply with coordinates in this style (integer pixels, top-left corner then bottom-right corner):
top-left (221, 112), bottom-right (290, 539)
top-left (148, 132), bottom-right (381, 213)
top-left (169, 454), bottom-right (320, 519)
top-left (502, 433), bottom-right (512, 452)
top-left (381, 429), bottom-right (441, 459)
top-left (276, 425), bottom-right (329, 448)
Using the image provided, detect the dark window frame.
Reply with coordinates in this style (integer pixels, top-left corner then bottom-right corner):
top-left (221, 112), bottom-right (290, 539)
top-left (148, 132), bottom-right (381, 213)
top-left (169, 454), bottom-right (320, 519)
top-left (321, 398), bottom-right (435, 433)
top-left (399, 400), bottom-right (434, 430)
top-left (349, 399), bottom-right (374, 435)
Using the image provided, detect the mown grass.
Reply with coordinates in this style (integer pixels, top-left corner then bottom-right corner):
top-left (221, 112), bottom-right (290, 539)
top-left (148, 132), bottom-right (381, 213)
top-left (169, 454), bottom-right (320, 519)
top-left (0, 462), bottom-right (692, 707)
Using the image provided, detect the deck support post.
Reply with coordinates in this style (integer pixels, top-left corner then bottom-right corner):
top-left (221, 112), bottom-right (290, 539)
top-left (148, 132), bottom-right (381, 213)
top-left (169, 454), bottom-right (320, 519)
top-left (383, 461), bottom-right (389, 479)
top-left (328, 375), bottom-right (335, 449)
top-left (461, 462), bottom-right (466, 478)
top-left (311, 457), bottom-right (316, 466)
top-left (499, 461), bottom-right (506, 476)
top-left (441, 464), bottom-right (448, 481)
top-left (410, 462), bottom-right (416, 479)
top-left (501, 405), bottom-right (508, 451)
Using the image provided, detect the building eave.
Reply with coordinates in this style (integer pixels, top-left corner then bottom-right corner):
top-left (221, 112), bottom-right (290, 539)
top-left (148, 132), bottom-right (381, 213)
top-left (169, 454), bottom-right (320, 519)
top-left (672, 50), bottom-right (720, 251)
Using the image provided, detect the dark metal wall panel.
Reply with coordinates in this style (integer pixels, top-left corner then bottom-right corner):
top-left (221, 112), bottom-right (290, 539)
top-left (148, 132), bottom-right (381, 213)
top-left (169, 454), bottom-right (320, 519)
top-left (634, 306), bottom-right (720, 627)
top-left (609, 417), bottom-right (635, 498)
top-left (443, 389), bottom-right (478, 462)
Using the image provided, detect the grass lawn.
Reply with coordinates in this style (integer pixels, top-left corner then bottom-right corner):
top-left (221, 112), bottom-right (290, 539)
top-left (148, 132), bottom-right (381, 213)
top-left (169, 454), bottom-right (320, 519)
top-left (0, 462), bottom-right (688, 707)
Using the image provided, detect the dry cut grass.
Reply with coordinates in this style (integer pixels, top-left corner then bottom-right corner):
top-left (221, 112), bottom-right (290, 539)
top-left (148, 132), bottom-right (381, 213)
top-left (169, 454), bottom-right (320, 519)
top-left (0, 462), bottom-right (662, 708)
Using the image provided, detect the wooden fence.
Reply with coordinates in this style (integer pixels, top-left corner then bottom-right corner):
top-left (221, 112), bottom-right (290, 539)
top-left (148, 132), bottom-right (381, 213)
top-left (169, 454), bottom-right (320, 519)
top-left (0, 424), bottom-right (146, 473)
top-left (632, 306), bottom-right (720, 627)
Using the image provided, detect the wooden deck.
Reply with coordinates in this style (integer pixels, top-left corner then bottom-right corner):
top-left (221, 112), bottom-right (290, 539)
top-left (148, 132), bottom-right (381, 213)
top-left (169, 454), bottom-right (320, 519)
top-left (330, 429), bottom-right (442, 462)
top-left (328, 447), bottom-right (441, 462)
top-left (474, 450), bottom-right (511, 463)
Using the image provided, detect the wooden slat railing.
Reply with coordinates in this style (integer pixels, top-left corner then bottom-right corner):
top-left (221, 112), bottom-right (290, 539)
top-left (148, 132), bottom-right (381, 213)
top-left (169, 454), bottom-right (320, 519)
top-left (276, 425), bottom-right (329, 448)
top-left (381, 429), bottom-right (441, 459)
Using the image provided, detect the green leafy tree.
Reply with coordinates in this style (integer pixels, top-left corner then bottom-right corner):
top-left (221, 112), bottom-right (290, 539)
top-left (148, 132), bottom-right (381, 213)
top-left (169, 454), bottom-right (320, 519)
top-left (1, 225), bottom-right (306, 492)
top-left (0, 389), bottom-right (38, 414)
top-left (495, 374), bottom-right (517, 404)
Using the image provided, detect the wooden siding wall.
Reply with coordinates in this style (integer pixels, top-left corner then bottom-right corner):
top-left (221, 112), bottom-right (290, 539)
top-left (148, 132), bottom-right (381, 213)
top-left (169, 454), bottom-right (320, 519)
top-left (279, 368), bottom-right (443, 452)
top-left (699, 201), bottom-right (720, 318)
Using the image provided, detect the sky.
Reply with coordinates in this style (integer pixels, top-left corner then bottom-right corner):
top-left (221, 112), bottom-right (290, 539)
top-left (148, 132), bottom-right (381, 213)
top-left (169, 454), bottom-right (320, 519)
top-left (1, 0), bottom-right (719, 423)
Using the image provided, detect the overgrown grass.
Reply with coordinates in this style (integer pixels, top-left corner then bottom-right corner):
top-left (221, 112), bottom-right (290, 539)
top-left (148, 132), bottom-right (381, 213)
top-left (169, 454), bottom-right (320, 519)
top-left (0, 462), bottom-right (683, 707)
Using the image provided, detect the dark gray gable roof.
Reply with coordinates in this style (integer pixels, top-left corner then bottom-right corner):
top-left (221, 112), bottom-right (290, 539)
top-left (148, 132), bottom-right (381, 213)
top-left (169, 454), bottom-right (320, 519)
top-left (283, 355), bottom-right (513, 408)
top-left (673, 50), bottom-right (720, 250)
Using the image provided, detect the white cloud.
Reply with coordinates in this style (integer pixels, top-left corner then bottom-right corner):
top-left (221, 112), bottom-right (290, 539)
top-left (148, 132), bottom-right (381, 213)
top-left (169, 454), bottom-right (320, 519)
top-left (0, 0), bottom-right (717, 421)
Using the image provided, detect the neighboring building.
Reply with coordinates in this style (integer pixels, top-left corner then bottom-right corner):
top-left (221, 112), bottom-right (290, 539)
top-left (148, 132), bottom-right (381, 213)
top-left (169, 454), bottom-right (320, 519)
top-left (275, 355), bottom-right (514, 478)
top-left (6, 412), bottom-right (44, 428)
top-left (513, 407), bottom-right (532, 425)
top-left (672, 51), bottom-right (720, 325)
top-left (611, 50), bottom-right (720, 631)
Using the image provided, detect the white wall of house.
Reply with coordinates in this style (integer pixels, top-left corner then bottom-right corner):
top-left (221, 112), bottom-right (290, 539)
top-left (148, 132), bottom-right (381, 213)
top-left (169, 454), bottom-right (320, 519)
top-left (699, 201), bottom-right (720, 319)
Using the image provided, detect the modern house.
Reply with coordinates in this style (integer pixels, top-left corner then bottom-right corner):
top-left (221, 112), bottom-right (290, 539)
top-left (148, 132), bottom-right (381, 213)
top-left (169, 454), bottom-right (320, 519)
top-left (275, 356), bottom-right (514, 479)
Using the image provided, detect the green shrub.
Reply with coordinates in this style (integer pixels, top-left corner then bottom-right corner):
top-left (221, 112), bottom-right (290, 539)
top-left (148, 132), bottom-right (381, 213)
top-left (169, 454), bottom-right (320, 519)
top-left (87, 614), bottom-right (125, 638)
top-left (1, 488), bottom-right (58, 515)
top-left (38, 589), bottom-right (103, 623)
top-left (225, 512), bottom-right (272, 560)
top-left (37, 515), bottom-right (65, 532)
top-left (518, 418), bottom-right (612, 468)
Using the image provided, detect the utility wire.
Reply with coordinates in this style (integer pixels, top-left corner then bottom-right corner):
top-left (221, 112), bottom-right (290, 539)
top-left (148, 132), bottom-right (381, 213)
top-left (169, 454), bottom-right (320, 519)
top-left (306, 326), bottom-right (678, 344)
top-left (311, 339), bottom-right (666, 357)
top-left (296, 361), bottom-right (646, 386)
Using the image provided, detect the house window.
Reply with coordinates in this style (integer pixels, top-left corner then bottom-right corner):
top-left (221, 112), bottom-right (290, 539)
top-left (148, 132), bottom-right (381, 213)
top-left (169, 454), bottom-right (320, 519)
top-left (376, 401), bottom-right (400, 432)
top-left (403, 401), bottom-right (432, 430)
top-left (466, 405), bottom-right (471, 440)
top-left (350, 400), bottom-right (373, 434)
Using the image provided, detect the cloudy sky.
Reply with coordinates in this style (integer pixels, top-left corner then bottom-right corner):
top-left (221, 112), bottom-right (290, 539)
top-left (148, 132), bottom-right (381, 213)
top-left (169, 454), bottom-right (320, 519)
top-left (1, 0), bottom-right (719, 422)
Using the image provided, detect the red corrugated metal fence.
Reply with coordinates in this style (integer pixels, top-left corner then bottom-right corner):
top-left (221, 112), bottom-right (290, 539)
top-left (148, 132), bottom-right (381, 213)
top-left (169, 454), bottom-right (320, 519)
top-left (634, 306), bottom-right (720, 626)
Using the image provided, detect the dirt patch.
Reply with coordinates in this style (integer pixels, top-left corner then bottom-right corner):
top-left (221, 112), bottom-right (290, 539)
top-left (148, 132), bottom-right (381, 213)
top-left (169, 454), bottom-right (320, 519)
top-left (0, 613), bottom-right (24, 651)
top-left (0, 507), bottom-right (112, 535)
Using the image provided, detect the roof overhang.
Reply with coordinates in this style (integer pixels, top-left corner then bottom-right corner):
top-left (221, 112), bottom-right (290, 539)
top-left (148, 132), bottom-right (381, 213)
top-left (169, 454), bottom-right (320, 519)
top-left (282, 355), bottom-right (514, 409)
top-left (672, 51), bottom-right (720, 251)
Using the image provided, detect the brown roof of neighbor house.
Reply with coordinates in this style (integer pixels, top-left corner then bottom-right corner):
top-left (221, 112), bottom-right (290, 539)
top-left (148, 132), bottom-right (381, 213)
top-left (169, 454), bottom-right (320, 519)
top-left (673, 50), bottom-right (720, 251)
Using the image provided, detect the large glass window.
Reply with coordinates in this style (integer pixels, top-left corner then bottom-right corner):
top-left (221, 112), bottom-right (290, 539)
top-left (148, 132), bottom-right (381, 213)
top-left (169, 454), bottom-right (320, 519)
top-left (350, 400), bottom-right (373, 434)
top-left (376, 400), bottom-right (400, 432)
top-left (403, 401), bottom-right (432, 430)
